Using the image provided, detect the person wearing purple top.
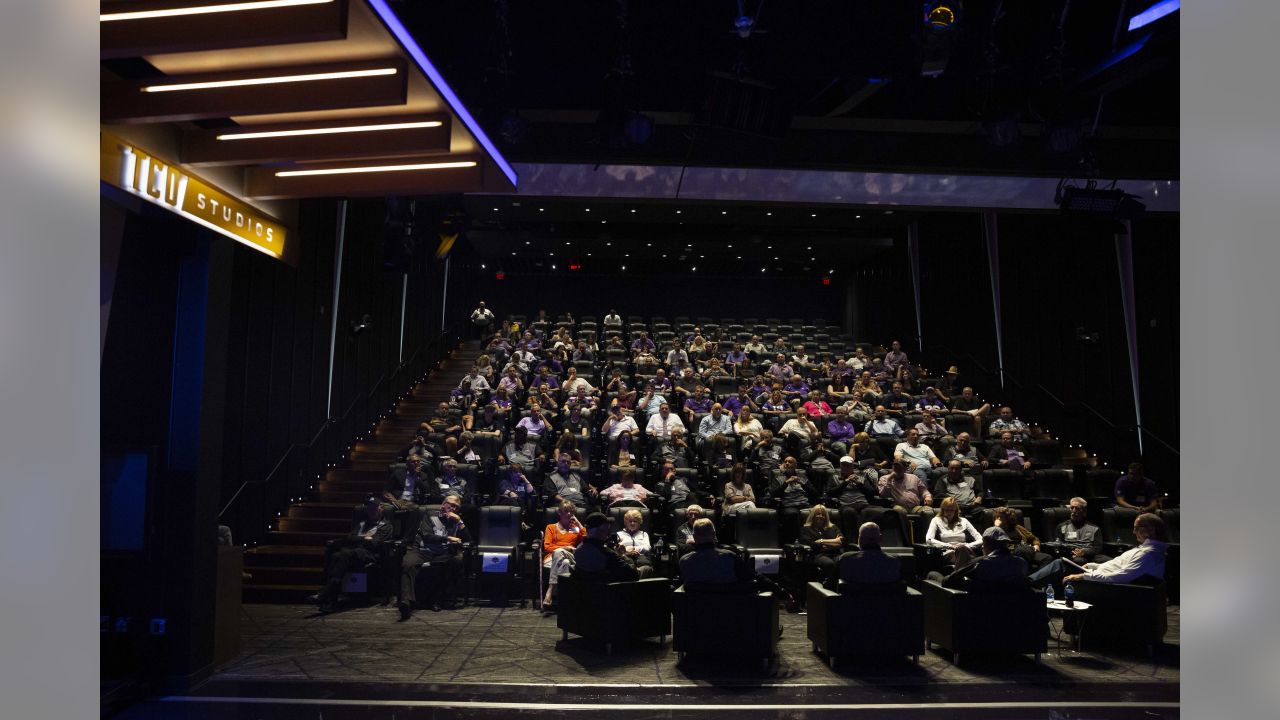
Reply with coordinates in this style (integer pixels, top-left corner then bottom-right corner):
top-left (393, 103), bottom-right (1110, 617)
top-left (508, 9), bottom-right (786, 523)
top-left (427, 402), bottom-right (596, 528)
top-left (516, 406), bottom-right (549, 440)
top-left (986, 431), bottom-right (1032, 473)
top-left (630, 331), bottom-right (656, 355)
top-left (535, 356), bottom-right (563, 376)
top-left (683, 387), bottom-right (713, 424)
top-left (749, 376), bottom-right (771, 400)
top-left (883, 339), bottom-right (909, 373)
top-left (916, 387), bottom-right (948, 413)
top-left (650, 368), bottom-right (674, 395)
top-left (521, 331), bottom-right (541, 352)
top-left (767, 354), bottom-right (794, 384)
top-left (725, 344), bottom-right (748, 368)
top-left (722, 388), bottom-right (757, 416)
top-left (1114, 462), bottom-right (1161, 512)
top-left (782, 375), bottom-right (810, 399)
top-left (826, 408), bottom-right (857, 455)
top-left (532, 367), bottom-right (559, 391)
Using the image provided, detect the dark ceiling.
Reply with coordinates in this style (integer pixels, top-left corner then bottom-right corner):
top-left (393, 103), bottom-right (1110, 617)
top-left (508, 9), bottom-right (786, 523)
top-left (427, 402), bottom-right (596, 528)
top-left (391, 0), bottom-right (1178, 179)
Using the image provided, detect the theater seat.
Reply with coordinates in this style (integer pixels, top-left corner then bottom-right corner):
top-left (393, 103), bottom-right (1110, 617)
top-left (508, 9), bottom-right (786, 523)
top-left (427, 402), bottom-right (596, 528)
top-left (806, 581), bottom-right (924, 667)
top-left (672, 585), bottom-right (778, 668)
top-left (922, 579), bottom-right (1047, 665)
top-left (557, 576), bottom-right (671, 654)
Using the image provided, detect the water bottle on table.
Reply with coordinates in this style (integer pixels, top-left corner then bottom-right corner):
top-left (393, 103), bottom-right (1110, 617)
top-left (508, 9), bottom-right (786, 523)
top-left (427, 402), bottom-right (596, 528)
top-left (1045, 584), bottom-right (1055, 604)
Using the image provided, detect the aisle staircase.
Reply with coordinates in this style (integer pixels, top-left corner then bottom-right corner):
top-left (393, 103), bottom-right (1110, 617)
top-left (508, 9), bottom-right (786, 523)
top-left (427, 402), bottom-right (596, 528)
top-left (242, 340), bottom-right (482, 603)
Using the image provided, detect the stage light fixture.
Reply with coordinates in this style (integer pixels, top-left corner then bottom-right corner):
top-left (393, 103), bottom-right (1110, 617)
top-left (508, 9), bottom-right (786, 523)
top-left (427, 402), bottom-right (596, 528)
top-left (1055, 182), bottom-right (1146, 220)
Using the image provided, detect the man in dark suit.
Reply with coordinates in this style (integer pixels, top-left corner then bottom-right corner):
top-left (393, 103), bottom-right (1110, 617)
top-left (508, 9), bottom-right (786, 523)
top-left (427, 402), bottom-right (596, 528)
top-left (940, 526), bottom-right (1029, 590)
top-left (384, 455), bottom-right (431, 509)
top-left (398, 494), bottom-right (469, 619)
top-left (309, 500), bottom-right (395, 613)
top-left (835, 522), bottom-right (902, 587)
top-left (572, 513), bottom-right (639, 582)
top-left (679, 519), bottom-right (752, 588)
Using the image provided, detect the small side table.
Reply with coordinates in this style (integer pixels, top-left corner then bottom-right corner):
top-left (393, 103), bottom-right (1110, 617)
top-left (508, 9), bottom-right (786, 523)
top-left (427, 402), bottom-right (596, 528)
top-left (1046, 599), bottom-right (1092, 654)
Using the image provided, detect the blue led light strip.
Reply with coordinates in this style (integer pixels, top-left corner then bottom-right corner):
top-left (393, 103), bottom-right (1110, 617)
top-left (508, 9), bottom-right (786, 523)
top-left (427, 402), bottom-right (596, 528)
top-left (366, 0), bottom-right (518, 188)
top-left (1127, 0), bottom-right (1179, 32)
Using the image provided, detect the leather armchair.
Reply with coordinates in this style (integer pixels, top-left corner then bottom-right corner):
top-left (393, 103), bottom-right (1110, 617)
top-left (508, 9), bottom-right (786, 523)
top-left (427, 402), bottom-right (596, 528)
top-left (1069, 575), bottom-right (1168, 656)
top-left (806, 581), bottom-right (924, 667)
top-left (556, 576), bottom-right (671, 654)
top-left (671, 585), bottom-right (779, 668)
top-left (921, 579), bottom-right (1047, 665)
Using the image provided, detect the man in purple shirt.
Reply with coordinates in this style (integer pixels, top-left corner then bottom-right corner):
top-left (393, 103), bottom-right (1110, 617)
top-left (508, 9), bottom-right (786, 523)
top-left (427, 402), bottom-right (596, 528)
top-left (722, 388), bottom-right (756, 416)
top-left (826, 408), bottom-right (857, 455)
top-left (516, 407), bottom-right (549, 440)
top-left (782, 375), bottom-right (810, 400)
top-left (767, 354), bottom-right (794, 384)
top-left (883, 339), bottom-right (909, 373)
top-left (522, 331), bottom-right (541, 352)
top-left (650, 368), bottom-right (674, 395)
top-left (1114, 462), bottom-right (1161, 512)
top-left (683, 387), bottom-right (713, 425)
top-left (725, 344), bottom-right (748, 368)
top-left (630, 331), bottom-right (656, 355)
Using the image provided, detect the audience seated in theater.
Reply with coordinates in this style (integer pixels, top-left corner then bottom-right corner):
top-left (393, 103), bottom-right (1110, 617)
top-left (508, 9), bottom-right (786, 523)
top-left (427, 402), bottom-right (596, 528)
top-left (851, 432), bottom-right (890, 475)
top-left (791, 344), bottom-right (811, 369)
top-left (802, 438), bottom-right (840, 476)
top-left (770, 456), bottom-right (818, 514)
top-left (631, 331), bottom-right (656, 357)
top-left (657, 460), bottom-right (698, 512)
top-left (767, 354), bottom-right (794, 384)
top-left (547, 457), bottom-right (597, 511)
top-left (491, 386), bottom-right (515, 413)
top-left (399, 494), bottom-right (469, 619)
top-left (672, 367), bottom-right (702, 401)
top-left (865, 405), bottom-right (905, 440)
top-left (752, 430), bottom-right (783, 478)
top-left (568, 512), bottom-right (640, 585)
top-left (499, 425), bottom-right (542, 469)
top-left (697, 403), bottom-right (735, 450)
top-left (1114, 462), bottom-right (1162, 512)
top-left (496, 463), bottom-right (537, 518)
top-left (682, 386), bottom-right (712, 424)
top-left (782, 374), bottom-right (810, 401)
top-left (802, 390), bottom-right (832, 417)
top-left (542, 500), bottom-right (586, 609)
top-left (600, 469), bottom-right (652, 509)
top-left (614, 509), bottom-right (656, 578)
top-left (552, 431), bottom-right (584, 466)
top-left (933, 460), bottom-right (985, 520)
top-left (936, 526), bottom-right (1028, 591)
top-left (1030, 512), bottom-right (1167, 590)
top-left (646, 401), bottom-right (685, 441)
top-left (987, 431), bottom-right (1032, 473)
top-left (835, 522), bottom-right (903, 588)
top-left (559, 404), bottom-right (591, 441)
top-left (611, 433), bottom-right (638, 470)
top-left (425, 401), bottom-right (463, 438)
top-left (854, 371), bottom-right (882, 399)
top-left (453, 432), bottom-right (482, 465)
top-left (925, 497), bottom-right (983, 572)
top-left (992, 506), bottom-right (1051, 571)
top-left (708, 432), bottom-right (736, 470)
top-left (878, 460), bottom-right (935, 535)
top-left (839, 392), bottom-right (874, 427)
top-left (725, 343), bottom-right (749, 370)
top-left (744, 335), bottom-right (767, 360)
top-left (847, 347), bottom-right (869, 373)
top-left (650, 368), bottom-right (674, 395)
top-left (397, 432), bottom-right (433, 463)
top-left (827, 455), bottom-right (876, 514)
top-left (779, 407), bottom-right (821, 454)
top-left (942, 432), bottom-right (985, 478)
top-left (935, 365), bottom-right (961, 402)
top-left (798, 504), bottom-right (844, 583)
top-left (881, 381), bottom-right (913, 417)
top-left (895, 428), bottom-right (944, 486)
top-left (638, 384), bottom-right (668, 418)
top-left (603, 310), bottom-right (622, 327)
top-left (824, 408), bottom-right (857, 456)
top-left (605, 370), bottom-right (637, 410)
top-left (385, 455), bottom-right (433, 511)
top-left (988, 406), bottom-right (1030, 442)
top-left (467, 403), bottom-right (505, 441)
top-left (913, 410), bottom-right (951, 450)
top-left (760, 390), bottom-right (790, 431)
top-left (916, 386), bottom-right (948, 414)
top-left (431, 458), bottom-right (469, 503)
top-left (602, 404), bottom-right (640, 442)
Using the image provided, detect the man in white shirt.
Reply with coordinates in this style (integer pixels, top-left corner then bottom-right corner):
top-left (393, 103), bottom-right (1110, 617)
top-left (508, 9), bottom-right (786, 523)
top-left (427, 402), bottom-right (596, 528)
top-left (1030, 513), bottom-right (1168, 589)
top-left (603, 310), bottom-right (622, 326)
top-left (779, 407), bottom-right (820, 448)
top-left (603, 404), bottom-right (639, 441)
top-left (562, 367), bottom-right (595, 396)
top-left (646, 402), bottom-right (686, 440)
top-left (894, 428), bottom-right (943, 484)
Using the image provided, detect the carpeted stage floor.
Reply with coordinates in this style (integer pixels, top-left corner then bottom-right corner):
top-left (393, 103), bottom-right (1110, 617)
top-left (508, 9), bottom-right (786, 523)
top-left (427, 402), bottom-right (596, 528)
top-left (118, 601), bottom-right (1179, 718)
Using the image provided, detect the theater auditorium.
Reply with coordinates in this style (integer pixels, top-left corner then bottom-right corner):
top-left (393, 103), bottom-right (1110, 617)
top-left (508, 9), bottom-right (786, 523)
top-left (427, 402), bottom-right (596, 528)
top-left (99, 2), bottom-right (1180, 718)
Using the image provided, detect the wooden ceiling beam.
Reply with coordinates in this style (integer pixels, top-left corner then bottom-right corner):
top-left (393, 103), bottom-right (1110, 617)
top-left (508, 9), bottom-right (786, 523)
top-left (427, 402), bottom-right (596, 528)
top-left (101, 58), bottom-right (407, 124)
top-left (100, 0), bottom-right (349, 59)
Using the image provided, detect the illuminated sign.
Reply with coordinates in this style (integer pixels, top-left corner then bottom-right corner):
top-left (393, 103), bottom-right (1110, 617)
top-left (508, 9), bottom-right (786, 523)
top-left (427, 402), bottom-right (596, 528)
top-left (101, 131), bottom-right (288, 260)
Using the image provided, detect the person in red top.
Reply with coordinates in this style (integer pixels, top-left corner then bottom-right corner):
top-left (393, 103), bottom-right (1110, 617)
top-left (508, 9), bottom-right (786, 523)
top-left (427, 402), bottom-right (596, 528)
top-left (802, 390), bottom-right (833, 417)
top-left (541, 500), bottom-right (584, 608)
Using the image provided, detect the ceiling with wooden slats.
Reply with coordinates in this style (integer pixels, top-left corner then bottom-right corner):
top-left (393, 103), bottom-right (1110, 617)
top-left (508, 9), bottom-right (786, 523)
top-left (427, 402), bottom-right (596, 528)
top-left (100, 0), bottom-right (517, 201)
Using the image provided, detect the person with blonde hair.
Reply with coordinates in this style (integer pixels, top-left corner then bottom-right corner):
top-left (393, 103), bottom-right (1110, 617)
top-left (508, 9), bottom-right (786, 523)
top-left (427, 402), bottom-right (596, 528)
top-left (798, 504), bottom-right (844, 581)
top-left (924, 496), bottom-right (983, 571)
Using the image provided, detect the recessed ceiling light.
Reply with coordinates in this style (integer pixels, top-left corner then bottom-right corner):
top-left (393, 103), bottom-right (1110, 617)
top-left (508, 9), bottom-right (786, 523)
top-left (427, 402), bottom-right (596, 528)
top-left (766, 212), bottom-right (772, 216)
top-left (621, 265), bottom-right (626, 270)
top-left (274, 160), bottom-right (475, 177)
top-left (539, 208), bottom-right (545, 212)
top-left (807, 246), bottom-right (812, 250)
top-left (216, 119), bottom-right (442, 141)
top-left (102, 0), bottom-right (333, 22)
top-left (630, 209), bottom-right (636, 213)
top-left (585, 208), bottom-right (591, 212)
top-left (774, 256), bottom-right (779, 260)
top-left (493, 208), bottom-right (499, 211)
top-left (721, 211), bottom-right (727, 215)
top-left (143, 66), bottom-right (396, 93)
top-left (587, 253), bottom-right (592, 256)
top-left (727, 244), bottom-right (733, 248)
top-left (761, 268), bottom-right (766, 272)
top-left (662, 254), bottom-right (668, 258)
top-left (828, 269), bottom-right (834, 273)
top-left (551, 264), bottom-right (556, 269)
top-left (524, 241), bottom-right (530, 245)
top-left (700, 255), bottom-right (705, 258)
top-left (565, 242), bottom-right (571, 246)
top-left (810, 213), bottom-right (817, 218)
top-left (601, 220), bottom-right (607, 224)
top-left (676, 210), bottom-right (682, 214)
top-left (624, 253), bottom-right (630, 257)
top-left (691, 266), bottom-right (697, 272)
top-left (511, 252), bottom-right (516, 256)
top-left (481, 264), bottom-right (486, 269)
top-left (885, 210), bottom-right (894, 215)
top-left (606, 242), bottom-right (611, 246)
top-left (647, 243), bottom-right (652, 247)
top-left (736, 256), bottom-right (742, 259)
top-left (855, 214), bottom-right (861, 219)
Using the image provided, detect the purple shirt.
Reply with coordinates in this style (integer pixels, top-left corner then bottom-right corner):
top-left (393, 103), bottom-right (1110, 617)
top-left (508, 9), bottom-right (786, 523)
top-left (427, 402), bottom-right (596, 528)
top-left (516, 415), bottom-right (548, 437)
top-left (726, 350), bottom-right (747, 365)
top-left (722, 395), bottom-right (749, 415)
top-left (1114, 474), bottom-right (1158, 506)
top-left (884, 349), bottom-right (909, 371)
top-left (827, 419), bottom-right (856, 443)
top-left (684, 397), bottom-right (712, 414)
top-left (631, 337), bottom-right (656, 352)
top-left (767, 363), bottom-right (794, 383)
top-left (783, 382), bottom-right (810, 396)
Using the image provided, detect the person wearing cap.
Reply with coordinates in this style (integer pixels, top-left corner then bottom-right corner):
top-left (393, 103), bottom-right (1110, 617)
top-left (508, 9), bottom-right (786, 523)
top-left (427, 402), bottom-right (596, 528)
top-left (573, 512), bottom-right (640, 582)
top-left (827, 455), bottom-right (877, 514)
top-left (931, 363), bottom-right (962, 397)
top-left (936, 526), bottom-right (1030, 591)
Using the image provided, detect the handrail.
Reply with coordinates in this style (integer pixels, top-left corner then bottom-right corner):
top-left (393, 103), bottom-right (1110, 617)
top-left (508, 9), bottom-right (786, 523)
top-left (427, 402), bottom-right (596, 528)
top-left (218, 336), bottom-right (443, 519)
